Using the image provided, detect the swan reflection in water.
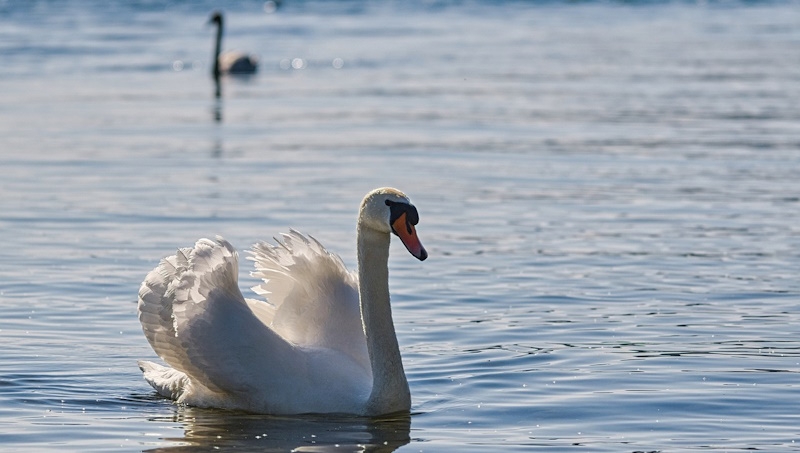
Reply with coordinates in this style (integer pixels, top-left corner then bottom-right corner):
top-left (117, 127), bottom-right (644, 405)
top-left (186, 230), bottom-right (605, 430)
top-left (144, 405), bottom-right (411, 453)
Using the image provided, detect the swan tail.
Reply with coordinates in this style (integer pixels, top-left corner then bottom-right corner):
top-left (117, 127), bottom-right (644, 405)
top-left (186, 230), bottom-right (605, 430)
top-left (138, 360), bottom-right (190, 401)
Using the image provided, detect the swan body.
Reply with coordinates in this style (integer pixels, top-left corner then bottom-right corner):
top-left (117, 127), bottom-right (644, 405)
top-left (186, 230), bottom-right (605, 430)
top-left (209, 11), bottom-right (258, 77)
top-left (137, 188), bottom-right (427, 415)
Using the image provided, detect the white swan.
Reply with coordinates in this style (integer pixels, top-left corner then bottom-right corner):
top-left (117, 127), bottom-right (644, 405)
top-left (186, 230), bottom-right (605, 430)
top-left (137, 188), bottom-right (427, 415)
top-left (209, 11), bottom-right (258, 77)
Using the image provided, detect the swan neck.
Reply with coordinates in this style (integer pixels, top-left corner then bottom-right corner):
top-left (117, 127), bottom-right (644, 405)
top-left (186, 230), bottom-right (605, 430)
top-left (357, 226), bottom-right (410, 415)
top-left (212, 18), bottom-right (222, 79)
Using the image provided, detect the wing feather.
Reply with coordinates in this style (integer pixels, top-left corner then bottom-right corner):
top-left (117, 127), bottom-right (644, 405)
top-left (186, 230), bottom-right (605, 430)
top-left (247, 229), bottom-right (368, 370)
top-left (138, 233), bottom-right (371, 404)
top-left (138, 237), bottom-right (252, 394)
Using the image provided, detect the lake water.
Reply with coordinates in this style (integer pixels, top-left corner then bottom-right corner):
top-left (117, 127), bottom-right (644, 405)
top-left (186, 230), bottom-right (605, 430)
top-left (2, 0), bottom-right (800, 451)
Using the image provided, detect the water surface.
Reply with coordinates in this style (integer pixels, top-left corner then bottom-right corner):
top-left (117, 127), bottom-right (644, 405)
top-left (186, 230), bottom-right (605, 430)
top-left (1, 1), bottom-right (800, 451)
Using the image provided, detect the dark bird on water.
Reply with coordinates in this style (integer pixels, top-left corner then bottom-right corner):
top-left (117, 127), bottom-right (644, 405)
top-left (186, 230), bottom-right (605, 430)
top-left (209, 11), bottom-right (258, 79)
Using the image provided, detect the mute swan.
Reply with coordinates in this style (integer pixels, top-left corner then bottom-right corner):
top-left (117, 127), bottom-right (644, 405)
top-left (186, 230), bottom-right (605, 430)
top-left (209, 11), bottom-right (258, 77)
top-left (137, 187), bottom-right (427, 415)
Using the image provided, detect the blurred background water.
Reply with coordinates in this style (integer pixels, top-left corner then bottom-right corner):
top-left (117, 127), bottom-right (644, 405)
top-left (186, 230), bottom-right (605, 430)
top-left (1, 0), bottom-right (800, 451)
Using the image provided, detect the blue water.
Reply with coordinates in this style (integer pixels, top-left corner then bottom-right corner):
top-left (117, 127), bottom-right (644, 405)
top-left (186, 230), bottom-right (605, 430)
top-left (2, 0), bottom-right (800, 451)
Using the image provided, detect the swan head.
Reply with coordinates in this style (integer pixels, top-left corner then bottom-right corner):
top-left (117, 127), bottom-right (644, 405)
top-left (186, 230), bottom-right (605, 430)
top-left (209, 11), bottom-right (223, 26)
top-left (360, 187), bottom-right (427, 261)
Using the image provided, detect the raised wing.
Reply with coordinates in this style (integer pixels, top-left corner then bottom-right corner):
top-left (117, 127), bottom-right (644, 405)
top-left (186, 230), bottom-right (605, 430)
top-left (138, 237), bottom-right (292, 394)
top-left (247, 230), bottom-right (368, 371)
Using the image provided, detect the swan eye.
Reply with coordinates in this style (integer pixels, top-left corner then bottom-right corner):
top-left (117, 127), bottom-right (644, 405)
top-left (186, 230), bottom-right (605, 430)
top-left (406, 206), bottom-right (419, 225)
top-left (385, 200), bottom-right (418, 223)
top-left (386, 200), bottom-right (420, 240)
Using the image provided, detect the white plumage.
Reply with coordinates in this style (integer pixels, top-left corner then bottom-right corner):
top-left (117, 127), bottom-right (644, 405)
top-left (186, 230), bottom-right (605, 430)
top-left (137, 188), bottom-right (427, 415)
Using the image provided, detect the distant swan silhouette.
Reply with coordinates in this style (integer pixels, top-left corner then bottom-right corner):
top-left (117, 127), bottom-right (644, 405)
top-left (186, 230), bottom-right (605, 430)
top-left (137, 187), bottom-right (427, 415)
top-left (209, 11), bottom-right (258, 78)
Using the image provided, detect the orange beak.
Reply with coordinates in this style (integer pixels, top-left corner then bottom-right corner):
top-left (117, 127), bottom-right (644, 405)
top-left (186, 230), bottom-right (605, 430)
top-left (392, 213), bottom-right (427, 261)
